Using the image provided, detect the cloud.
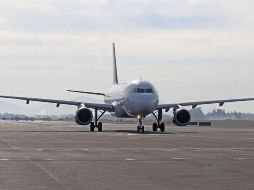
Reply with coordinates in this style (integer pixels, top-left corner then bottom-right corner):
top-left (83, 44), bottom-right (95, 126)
top-left (0, 0), bottom-right (252, 33)
top-left (0, 0), bottom-right (253, 113)
top-left (0, 18), bottom-right (7, 25)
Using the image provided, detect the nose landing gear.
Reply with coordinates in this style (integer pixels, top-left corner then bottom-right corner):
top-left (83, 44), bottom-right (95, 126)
top-left (137, 115), bottom-right (145, 133)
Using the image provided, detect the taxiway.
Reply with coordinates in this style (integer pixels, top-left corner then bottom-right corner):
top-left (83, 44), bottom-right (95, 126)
top-left (0, 121), bottom-right (253, 190)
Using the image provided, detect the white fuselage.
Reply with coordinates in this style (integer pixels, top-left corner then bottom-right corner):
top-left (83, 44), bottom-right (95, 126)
top-left (104, 80), bottom-right (159, 118)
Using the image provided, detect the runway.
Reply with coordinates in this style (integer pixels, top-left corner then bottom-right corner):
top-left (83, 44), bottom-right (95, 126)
top-left (0, 121), bottom-right (253, 190)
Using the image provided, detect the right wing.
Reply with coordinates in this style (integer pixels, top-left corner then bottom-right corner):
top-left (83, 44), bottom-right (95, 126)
top-left (157, 98), bottom-right (254, 110)
top-left (0, 95), bottom-right (114, 112)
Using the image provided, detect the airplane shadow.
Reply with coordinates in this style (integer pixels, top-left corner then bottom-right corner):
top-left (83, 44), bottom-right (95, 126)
top-left (0, 130), bottom-right (175, 134)
top-left (112, 130), bottom-right (175, 134)
top-left (0, 129), bottom-right (200, 135)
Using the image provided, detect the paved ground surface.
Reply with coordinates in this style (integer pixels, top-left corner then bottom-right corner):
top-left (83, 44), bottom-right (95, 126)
top-left (0, 120), bottom-right (253, 190)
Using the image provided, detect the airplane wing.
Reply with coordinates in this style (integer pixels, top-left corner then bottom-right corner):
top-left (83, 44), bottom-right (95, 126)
top-left (0, 95), bottom-right (114, 112)
top-left (157, 98), bottom-right (254, 110)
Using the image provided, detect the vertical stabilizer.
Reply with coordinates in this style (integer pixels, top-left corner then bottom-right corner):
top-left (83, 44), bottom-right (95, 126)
top-left (113, 43), bottom-right (118, 84)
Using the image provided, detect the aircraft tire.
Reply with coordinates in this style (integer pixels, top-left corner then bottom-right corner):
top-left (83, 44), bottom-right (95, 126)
top-left (98, 122), bottom-right (102, 132)
top-left (90, 122), bottom-right (95, 132)
top-left (137, 126), bottom-right (140, 133)
top-left (141, 126), bottom-right (145, 133)
top-left (152, 123), bottom-right (158, 132)
top-left (160, 123), bottom-right (165, 132)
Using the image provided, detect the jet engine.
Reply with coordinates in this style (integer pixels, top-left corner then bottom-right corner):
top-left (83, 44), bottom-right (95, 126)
top-left (75, 105), bottom-right (93, 125)
top-left (172, 108), bottom-right (191, 126)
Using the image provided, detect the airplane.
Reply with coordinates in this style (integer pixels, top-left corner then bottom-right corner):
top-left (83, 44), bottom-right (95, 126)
top-left (0, 43), bottom-right (253, 133)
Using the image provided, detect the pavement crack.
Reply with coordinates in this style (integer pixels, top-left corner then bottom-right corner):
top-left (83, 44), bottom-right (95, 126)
top-left (25, 157), bottom-right (71, 190)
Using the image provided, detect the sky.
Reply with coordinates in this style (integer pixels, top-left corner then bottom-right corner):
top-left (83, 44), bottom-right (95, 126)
top-left (0, 0), bottom-right (253, 114)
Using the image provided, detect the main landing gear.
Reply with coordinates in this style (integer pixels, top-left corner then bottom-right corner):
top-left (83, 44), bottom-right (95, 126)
top-left (152, 109), bottom-right (165, 132)
top-left (90, 109), bottom-right (106, 132)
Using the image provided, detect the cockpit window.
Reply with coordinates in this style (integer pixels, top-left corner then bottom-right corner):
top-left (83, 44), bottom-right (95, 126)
top-left (137, 88), bottom-right (145, 93)
top-left (135, 88), bottom-right (154, 93)
top-left (145, 89), bottom-right (154, 93)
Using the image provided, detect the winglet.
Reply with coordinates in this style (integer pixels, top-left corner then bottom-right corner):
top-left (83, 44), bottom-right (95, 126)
top-left (113, 42), bottom-right (118, 84)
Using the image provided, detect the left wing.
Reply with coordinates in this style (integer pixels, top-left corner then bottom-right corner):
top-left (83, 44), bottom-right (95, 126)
top-left (157, 98), bottom-right (254, 110)
top-left (0, 95), bottom-right (114, 112)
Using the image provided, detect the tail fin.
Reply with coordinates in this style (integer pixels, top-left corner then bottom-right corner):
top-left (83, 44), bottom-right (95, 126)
top-left (113, 42), bottom-right (118, 84)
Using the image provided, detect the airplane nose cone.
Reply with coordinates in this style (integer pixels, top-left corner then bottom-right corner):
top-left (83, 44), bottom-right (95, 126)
top-left (126, 95), bottom-right (158, 116)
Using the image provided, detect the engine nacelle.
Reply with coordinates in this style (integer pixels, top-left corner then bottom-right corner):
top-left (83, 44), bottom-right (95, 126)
top-left (172, 108), bottom-right (191, 126)
top-left (75, 105), bottom-right (93, 125)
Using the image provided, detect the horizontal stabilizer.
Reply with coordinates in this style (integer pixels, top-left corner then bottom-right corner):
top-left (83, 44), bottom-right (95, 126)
top-left (67, 90), bottom-right (105, 96)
